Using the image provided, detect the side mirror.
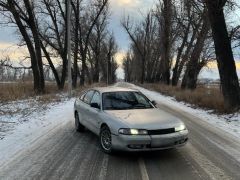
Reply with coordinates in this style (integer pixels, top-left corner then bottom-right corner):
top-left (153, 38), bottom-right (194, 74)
top-left (90, 103), bottom-right (100, 109)
top-left (151, 100), bottom-right (157, 106)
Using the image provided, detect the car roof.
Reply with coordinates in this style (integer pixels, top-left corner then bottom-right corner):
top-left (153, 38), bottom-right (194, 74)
top-left (92, 86), bottom-right (139, 93)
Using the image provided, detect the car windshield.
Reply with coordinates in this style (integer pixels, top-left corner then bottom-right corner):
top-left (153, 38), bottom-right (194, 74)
top-left (102, 91), bottom-right (154, 110)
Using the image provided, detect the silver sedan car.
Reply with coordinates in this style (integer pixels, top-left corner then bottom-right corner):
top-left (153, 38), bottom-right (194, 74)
top-left (74, 87), bottom-right (188, 153)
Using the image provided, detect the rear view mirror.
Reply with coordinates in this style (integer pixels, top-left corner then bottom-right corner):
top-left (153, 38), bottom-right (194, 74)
top-left (90, 103), bottom-right (100, 109)
top-left (151, 101), bottom-right (157, 106)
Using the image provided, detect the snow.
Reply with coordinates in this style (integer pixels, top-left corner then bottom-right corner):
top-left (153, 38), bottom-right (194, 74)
top-left (116, 82), bottom-right (240, 138)
top-left (0, 97), bottom-right (75, 167)
top-left (0, 82), bottom-right (239, 167)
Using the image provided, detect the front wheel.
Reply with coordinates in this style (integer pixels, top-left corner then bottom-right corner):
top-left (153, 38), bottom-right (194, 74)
top-left (100, 126), bottom-right (112, 154)
top-left (75, 112), bottom-right (85, 132)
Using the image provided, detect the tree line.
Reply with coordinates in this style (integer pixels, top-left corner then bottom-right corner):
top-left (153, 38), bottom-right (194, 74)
top-left (0, 0), bottom-right (118, 93)
top-left (122, 0), bottom-right (240, 110)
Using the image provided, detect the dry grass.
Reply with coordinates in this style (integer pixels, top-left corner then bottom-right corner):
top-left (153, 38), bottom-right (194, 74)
top-left (0, 82), bottom-right (36, 102)
top-left (0, 81), bottom-right (106, 103)
top-left (1, 81), bottom-right (226, 113)
top-left (140, 83), bottom-right (226, 113)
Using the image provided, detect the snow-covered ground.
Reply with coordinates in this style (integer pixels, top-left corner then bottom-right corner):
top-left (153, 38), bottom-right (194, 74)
top-left (0, 97), bottom-right (75, 167)
top-left (116, 82), bottom-right (240, 138)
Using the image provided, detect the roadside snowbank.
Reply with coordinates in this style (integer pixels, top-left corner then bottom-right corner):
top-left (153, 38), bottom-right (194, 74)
top-left (116, 82), bottom-right (240, 138)
top-left (0, 98), bottom-right (74, 167)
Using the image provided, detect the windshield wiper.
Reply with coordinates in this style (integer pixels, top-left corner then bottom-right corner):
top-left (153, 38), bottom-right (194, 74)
top-left (132, 102), bottom-right (146, 107)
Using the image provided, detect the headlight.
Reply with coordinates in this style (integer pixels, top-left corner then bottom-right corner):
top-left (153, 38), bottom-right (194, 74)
top-left (119, 128), bottom-right (148, 135)
top-left (175, 124), bottom-right (186, 132)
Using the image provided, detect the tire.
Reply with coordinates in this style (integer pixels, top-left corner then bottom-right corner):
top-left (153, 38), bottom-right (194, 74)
top-left (100, 126), bottom-right (112, 154)
top-left (75, 112), bottom-right (85, 132)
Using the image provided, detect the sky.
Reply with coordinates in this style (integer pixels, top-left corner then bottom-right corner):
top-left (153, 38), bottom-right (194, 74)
top-left (0, 0), bottom-right (239, 80)
top-left (109, 0), bottom-right (156, 50)
top-left (108, 0), bottom-right (156, 79)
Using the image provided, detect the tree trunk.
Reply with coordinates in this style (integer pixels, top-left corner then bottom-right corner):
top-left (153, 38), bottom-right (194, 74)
top-left (140, 57), bottom-right (145, 84)
top-left (40, 42), bottom-right (61, 89)
top-left (93, 57), bottom-right (100, 83)
top-left (206, 0), bottom-right (240, 110)
top-left (24, 0), bottom-right (45, 93)
top-left (80, 54), bottom-right (86, 86)
top-left (72, 0), bottom-right (80, 88)
top-left (93, 40), bottom-right (101, 83)
top-left (159, 0), bottom-right (172, 85)
top-left (172, 17), bottom-right (191, 86)
top-left (181, 64), bottom-right (202, 90)
top-left (60, 55), bottom-right (67, 89)
top-left (59, 3), bottom-right (69, 90)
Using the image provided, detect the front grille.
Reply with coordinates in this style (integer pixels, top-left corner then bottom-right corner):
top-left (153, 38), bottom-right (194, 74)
top-left (148, 128), bottom-right (175, 135)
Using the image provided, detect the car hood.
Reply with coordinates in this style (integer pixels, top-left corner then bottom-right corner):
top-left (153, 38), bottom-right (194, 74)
top-left (105, 108), bottom-right (183, 130)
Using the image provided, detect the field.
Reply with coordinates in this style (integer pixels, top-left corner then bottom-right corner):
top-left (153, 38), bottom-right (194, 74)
top-left (0, 81), bottom-right (232, 113)
top-left (140, 83), bottom-right (227, 113)
top-left (0, 81), bottom-right (106, 103)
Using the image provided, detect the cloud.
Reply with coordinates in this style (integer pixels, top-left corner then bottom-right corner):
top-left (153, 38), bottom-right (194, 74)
top-left (113, 0), bottom-right (141, 8)
top-left (236, 62), bottom-right (240, 70)
top-left (115, 51), bottom-right (126, 65)
top-left (200, 61), bottom-right (240, 80)
top-left (113, 0), bottom-right (156, 9)
top-left (207, 61), bottom-right (240, 70)
top-left (110, 0), bottom-right (155, 18)
top-left (0, 42), bottom-right (28, 62)
top-left (114, 0), bottom-right (140, 8)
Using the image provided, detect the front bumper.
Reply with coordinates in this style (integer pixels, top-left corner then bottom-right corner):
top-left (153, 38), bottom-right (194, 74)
top-left (111, 130), bottom-right (188, 151)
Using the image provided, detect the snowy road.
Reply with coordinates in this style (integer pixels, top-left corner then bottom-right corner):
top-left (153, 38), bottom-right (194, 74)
top-left (0, 84), bottom-right (240, 180)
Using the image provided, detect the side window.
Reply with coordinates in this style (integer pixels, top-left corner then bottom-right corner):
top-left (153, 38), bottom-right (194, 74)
top-left (135, 92), bottom-right (151, 106)
top-left (80, 92), bottom-right (87, 100)
top-left (83, 90), bottom-right (94, 104)
top-left (91, 92), bottom-right (101, 107)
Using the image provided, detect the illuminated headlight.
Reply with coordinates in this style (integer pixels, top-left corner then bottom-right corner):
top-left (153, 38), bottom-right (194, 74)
top-left (119, 128), bottom-right (148, 135)
top-left (175, 124), bottom-right (186, 132)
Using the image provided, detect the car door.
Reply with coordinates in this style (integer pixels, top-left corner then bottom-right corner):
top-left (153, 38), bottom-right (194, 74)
top-left (86, 91), bottom-right (102, 134)
top-left (75, 91), bottom-right (88, 125)
top-left (80, 90), bottom-right (95, 129)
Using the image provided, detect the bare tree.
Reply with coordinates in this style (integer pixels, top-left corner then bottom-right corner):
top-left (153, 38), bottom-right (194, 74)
top-left (122, 52), bottom-right (133, 82)
top-left (79, 0), bottom-right (109, 86)
top-left (106, 34), bottom-right (118, 84)
top-left (39, 0), bottom-right (110, 88)
top-left (172, 0), bottom-right (194, 86)
top-left (0, 57), bottom-right (32, 81)
top-left (181, 10), bottom-right (210, 89)
top-left (94, 33), bottom-right (118, 84)
top-left (0, 0), bottom-right (45, 93)
top-left (205, 0), bottom-right (240, 110)
top-left (122, 12), bottom-right (154, 84)
top-left (156, 0), bottom-right (173, 85)
top-left (39, 0), bottom-right (69, 90)
top-left (89, 4), bottom-right (109, 83)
